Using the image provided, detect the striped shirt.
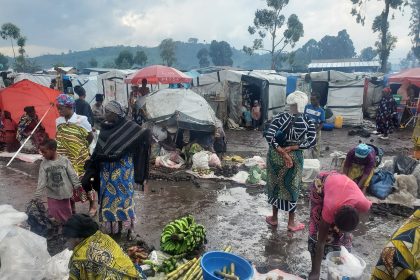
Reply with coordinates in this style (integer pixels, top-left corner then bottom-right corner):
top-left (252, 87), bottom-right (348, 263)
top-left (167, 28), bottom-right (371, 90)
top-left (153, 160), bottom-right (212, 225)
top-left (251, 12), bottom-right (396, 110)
top-left (265, 113), bottom-right (316, 149)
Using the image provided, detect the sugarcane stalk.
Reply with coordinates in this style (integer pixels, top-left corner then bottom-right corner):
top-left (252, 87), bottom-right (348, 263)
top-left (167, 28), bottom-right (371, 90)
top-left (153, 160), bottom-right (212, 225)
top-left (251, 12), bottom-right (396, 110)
top-left (187, 264), bottom-right (202, 280)
top-left (183, 257), bottom-right (200, 280)
top-left (167, 258), bottom-right (196, 280)
top-left (214, 271), bottom-right (239, 280)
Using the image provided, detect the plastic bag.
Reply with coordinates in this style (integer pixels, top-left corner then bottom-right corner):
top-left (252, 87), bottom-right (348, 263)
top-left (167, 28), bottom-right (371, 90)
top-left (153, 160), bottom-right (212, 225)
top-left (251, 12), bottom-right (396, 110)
top-left (192, 151), bottom-right (210, 170)
top-left (394, 154), bottom-right (418, 175)
top-left (0, 205), bottom-right (50, 280)
top-left (244, 156), bottom-right (266, 169)
top-left (155, 152), bottom-right (185, 169)
top-left (327, 246), bottom-right (365, 279)
top-left (44, 249), bottom-right (73, 280)
top-left (247, 166), bottom-right (262, 184)
top-left (208, 153), bottom-right (222, 168)
top-left (368, 170), bottom-right (395, 199)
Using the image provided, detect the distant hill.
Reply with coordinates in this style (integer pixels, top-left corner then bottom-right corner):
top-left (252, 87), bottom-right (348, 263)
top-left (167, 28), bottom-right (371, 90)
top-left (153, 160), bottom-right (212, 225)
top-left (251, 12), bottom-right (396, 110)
top-left (27, 41), bottom-right (273, 70)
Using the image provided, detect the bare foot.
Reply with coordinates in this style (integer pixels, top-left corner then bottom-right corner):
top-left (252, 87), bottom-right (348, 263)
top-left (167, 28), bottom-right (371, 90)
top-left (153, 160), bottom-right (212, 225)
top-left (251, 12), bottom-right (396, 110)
top-left (265, 216), bottom-right (278, 226)
top-left (287, 222), bottom-right (305, 232)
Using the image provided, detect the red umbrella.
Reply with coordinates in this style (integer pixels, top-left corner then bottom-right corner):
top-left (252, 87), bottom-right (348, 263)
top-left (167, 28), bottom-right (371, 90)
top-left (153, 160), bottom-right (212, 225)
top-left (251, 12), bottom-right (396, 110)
top-left (388, 68), bottom-right (420, 87)
top-left (125, 65), bottom-right (193, 85)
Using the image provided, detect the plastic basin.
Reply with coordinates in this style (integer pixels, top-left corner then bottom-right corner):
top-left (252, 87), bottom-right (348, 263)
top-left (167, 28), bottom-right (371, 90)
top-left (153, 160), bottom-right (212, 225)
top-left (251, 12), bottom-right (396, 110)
top-left (326, 251), bottom-right (366, 280)
top-left (201, 251), bottom-right (254, 280)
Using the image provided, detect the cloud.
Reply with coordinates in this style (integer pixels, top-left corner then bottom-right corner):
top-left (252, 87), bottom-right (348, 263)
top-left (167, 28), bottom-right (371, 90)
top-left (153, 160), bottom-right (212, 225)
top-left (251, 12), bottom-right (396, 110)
top-left (0, 0), bottom-right (412, 63)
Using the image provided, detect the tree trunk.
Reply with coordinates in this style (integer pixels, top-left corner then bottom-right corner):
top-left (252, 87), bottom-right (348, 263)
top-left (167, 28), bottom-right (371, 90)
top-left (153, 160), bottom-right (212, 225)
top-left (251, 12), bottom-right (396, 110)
top-left (380, 0), bottom-right (390, 72)
top-left (10, 38), bottom-right (16, 60)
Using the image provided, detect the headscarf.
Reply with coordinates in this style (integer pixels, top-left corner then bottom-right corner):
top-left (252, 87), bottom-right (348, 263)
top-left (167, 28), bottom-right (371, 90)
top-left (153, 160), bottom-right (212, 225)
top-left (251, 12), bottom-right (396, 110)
top-left (105, 100), bottom-right (125, 118)
top-left (95, 94), bottom-right (104, 102)
top-left (56, 93), bottom-right (75, 107)
top-left (355, 143), bottom-right (371, 159)
top-left (63, 214), bottom-right (99, 239)
top-left (287, 90), bottom-right (308, 113)
top-left (383, 87), bottom-right (392, 94)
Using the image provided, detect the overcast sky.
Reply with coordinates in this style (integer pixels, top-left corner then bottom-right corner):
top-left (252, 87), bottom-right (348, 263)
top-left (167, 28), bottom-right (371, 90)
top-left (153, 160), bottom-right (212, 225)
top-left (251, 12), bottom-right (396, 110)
top-left (0, 0), bottom-right (412, 64)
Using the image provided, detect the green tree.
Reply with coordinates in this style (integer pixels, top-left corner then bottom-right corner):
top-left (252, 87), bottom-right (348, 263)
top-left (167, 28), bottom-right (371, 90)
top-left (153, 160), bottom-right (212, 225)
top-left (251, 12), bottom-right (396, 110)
top-left (196, 48), bottom-right (210, 67)
top-left (0, 53), bottom-right (8, 70)
top-left (317, 30), bottom-right (356, 59)
top-left (133, 50), bottom-right (148, 66)
top-left (350, 0), bottom-right (406, 72)
top-left (77, 61), bottom-right (87, 70)
top-left (409, 0), bottom-right (420, 60)
top-left (0, 23), bottom-right (21, 59)
top-left (360, 47), bottom-right (378, 61)
top-left (88, 58), bottom-right (98, 67)
top-left (244, 0), bottom-right (304, 69)
top-left (400, 50), bottom-right (418, 69)
top-left (289, 39), bottom-right (320, 69)
top-left (53, 62), bottom-right (65, 68)
top-left (209, 41), bottom-right (233, 66)
top-left (159, 38), bottom-right (177, 66)
top-left (103, 60), bottom-right (116, 68)
top-left (115, 50), bottom-right (134, 69)
top-left (188, 38), bottom-right (199, 44)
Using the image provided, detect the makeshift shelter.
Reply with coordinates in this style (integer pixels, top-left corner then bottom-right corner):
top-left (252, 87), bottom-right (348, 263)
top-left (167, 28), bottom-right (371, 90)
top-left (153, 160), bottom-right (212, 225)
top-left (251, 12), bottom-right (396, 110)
top-left (143, 88), bottom-right (217, 132)
top-left (307, 70), bottom-right (366, 125)
top-left (191, 69), bottom-right (287, 124)
top-left (12, 73), bottom-right (54, 88)
top-left (364, 76), bottom-right (385, 118)
top-left (70, 75), bottom-right (98, 104)
top-left (0, 80), bottom-right (60, 137)
top-left (97, 70), bottom-right (135, 108)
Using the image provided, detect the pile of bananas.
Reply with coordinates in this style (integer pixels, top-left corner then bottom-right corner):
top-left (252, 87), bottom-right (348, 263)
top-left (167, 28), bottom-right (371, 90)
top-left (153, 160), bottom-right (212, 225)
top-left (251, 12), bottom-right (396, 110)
top-left (161, 215), bottom-right (206, 255)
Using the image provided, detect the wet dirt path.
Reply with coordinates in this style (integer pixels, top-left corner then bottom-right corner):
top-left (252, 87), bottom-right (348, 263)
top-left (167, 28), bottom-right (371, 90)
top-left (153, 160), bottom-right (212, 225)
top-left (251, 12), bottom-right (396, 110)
top-left (0, 127), bottom-right (414, 279)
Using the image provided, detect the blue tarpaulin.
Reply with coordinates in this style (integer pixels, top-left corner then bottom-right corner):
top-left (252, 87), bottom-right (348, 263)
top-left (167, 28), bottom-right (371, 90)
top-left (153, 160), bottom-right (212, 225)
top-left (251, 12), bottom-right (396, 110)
top-left (286, 76), bottom-right (298, 95)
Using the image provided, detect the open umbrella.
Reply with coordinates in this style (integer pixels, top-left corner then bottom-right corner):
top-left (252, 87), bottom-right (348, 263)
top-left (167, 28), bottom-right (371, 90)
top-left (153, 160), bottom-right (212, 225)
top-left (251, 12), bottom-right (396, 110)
top-left (143, 88), bottom-right (217, 132)
top-left (124, 65), bottom-right (193, 85)
top-left (388, 68), bottom-right (420, 87)
top-left (0, 79), bottom-right (60, 138)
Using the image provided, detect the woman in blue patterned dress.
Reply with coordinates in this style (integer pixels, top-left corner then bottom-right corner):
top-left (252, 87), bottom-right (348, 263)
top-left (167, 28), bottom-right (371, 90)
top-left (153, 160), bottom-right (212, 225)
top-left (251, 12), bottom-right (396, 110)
top-left (375, 87), bottom-right (398, 140)
top-left (91, 101), bottom-right (151, 239)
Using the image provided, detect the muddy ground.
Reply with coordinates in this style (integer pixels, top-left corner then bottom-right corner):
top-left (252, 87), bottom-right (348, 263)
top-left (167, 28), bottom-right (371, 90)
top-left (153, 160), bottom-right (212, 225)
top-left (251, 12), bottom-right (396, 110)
top-left (0, 125), bottom-right (415, 279)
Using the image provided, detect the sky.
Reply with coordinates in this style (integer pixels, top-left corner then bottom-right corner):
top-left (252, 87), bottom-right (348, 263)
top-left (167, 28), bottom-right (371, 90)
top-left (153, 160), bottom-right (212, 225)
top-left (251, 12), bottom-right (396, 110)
top-left (0, 0), bottom-right (412, 64)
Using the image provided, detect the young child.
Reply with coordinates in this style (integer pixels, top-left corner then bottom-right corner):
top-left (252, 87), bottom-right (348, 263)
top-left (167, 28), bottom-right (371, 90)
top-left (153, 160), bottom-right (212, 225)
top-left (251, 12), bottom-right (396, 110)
top-left (34, 139), bottom-right (81, 224)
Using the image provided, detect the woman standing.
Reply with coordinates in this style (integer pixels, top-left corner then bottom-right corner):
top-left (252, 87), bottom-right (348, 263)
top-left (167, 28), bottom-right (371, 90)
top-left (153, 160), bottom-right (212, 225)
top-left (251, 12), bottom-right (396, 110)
top-left (92, 101), bottom-right (151, 239)
top-left (308, 171), bottom-right (371, 280)
top-left (56, 94), bottom-right (96, 215)
top-left (16, 106), bottom-right (48, 153)
top-left (374, 87), bottom-right (397, 140)
top-left (265, 91), bottom-right (316, 231)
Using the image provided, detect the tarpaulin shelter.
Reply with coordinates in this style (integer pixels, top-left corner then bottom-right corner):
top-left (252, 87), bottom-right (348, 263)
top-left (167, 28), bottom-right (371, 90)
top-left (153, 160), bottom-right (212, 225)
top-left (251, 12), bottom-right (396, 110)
top-left (143, 88), bottom-right (217, 132)
top-left (125, 65), bottom-right (193, 85)
top-left (389, 68), bottom-right (420, 87)
top-left (97, 70), bottom-right (136, 109)
top-left (0, 80), bottom-right (60, 137)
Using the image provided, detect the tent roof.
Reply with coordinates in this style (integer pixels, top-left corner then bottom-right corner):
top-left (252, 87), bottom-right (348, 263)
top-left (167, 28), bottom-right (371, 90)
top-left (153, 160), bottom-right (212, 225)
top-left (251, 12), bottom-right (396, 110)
top-left (0, 79), bottom-right (60, 138)
top-left (308, 60), bottom-right (380, 69)
top-left (388, 68), bottom-right (420, 87)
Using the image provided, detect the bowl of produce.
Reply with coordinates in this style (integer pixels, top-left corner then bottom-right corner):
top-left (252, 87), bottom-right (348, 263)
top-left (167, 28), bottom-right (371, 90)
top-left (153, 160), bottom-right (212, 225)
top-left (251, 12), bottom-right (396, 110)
top-left (201, 251), bottom-right (253, 280)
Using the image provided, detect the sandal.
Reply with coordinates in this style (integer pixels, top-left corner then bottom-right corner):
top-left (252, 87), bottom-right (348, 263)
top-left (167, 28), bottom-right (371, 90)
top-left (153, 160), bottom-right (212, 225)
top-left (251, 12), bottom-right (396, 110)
top-left (287, 222), bottom-right (305, 232)
top-left (265, 216), bottom-right (278, 226)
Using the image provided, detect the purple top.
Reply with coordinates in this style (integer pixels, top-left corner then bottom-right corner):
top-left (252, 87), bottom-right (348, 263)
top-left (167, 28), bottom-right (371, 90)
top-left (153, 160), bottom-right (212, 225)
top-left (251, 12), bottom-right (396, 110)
top-left (344, 147), bottom-right (376, 177)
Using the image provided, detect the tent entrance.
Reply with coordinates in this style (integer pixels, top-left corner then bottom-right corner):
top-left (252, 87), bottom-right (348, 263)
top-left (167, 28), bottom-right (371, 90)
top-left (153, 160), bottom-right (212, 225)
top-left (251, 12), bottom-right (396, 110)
top-left (311, 81), bottom-right (329, 107)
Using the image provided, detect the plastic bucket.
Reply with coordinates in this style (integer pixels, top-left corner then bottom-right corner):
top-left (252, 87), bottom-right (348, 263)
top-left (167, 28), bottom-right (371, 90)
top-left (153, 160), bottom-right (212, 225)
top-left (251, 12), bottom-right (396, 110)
top-left (334, 115), bottom-right (343, 129)
top-left (326, 251), bottom-right (366, 280)
top-left (322, 123), bottom-right (335, 131)
top-left (201, 251), bottom-right (254, 280)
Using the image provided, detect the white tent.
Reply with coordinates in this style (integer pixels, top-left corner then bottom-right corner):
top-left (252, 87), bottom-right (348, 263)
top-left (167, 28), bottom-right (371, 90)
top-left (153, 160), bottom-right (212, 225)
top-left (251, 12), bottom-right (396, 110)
top-left (144, 88), bottom-right (217, 132)
top-left (97, 70), bottom-right (136, 108)
top-left (70, 75), bottom-right (98, 104)
top-left (308, 70), bottom-right (366, 125)
top-left (12, 73), bottom-right (54, 87)
top-left (191, 69), bottom-right (287, 124)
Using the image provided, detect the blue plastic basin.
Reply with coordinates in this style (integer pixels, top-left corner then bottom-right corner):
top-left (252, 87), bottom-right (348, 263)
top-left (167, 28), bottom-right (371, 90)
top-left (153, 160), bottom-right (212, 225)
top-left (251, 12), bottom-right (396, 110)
top-left (201, 251), bottom-right (254, 280)
top-left (322, 123), bottom-right (334, 131)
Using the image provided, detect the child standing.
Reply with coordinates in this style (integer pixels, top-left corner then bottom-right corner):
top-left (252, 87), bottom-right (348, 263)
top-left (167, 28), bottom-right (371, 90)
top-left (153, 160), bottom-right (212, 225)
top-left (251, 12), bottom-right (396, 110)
top-left (34, 139), bottom-right (81, 224)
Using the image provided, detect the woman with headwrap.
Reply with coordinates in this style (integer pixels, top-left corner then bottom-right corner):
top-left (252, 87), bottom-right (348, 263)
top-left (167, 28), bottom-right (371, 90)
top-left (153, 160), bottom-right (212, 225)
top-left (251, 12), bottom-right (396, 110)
top-left (63, 214), bottom-right (143, 280)
top-left (343, 143), bottom-right (376, 193)
top-left (56, 94), bottom-right (96, 215)
top-left (90, 100), bottom-right (151, 239)
top-left (374, 87), bottom-right (398, 140)
top-left (264, 91), bottom-right (317, 231)
top-left (16, 106), bottom-right (48, 153)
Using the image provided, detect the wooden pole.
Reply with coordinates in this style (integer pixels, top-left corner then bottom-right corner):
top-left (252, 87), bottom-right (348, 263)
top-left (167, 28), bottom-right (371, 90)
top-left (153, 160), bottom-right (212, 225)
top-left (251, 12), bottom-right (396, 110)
top-left (6, 104), bottom-right (54, 167)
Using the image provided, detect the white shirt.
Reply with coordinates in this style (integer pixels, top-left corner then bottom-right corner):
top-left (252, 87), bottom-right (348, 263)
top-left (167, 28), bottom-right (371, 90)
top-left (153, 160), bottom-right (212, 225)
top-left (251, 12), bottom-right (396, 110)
top-left (56, 113), bottom-right (92, 132)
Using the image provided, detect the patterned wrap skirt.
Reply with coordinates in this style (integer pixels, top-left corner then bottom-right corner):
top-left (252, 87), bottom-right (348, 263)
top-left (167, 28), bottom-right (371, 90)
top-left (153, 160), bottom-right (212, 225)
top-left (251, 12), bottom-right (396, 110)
top-left (266, 147), bottom-right (303, 213)
top-left (99, 154), bottom-right (136, 232)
